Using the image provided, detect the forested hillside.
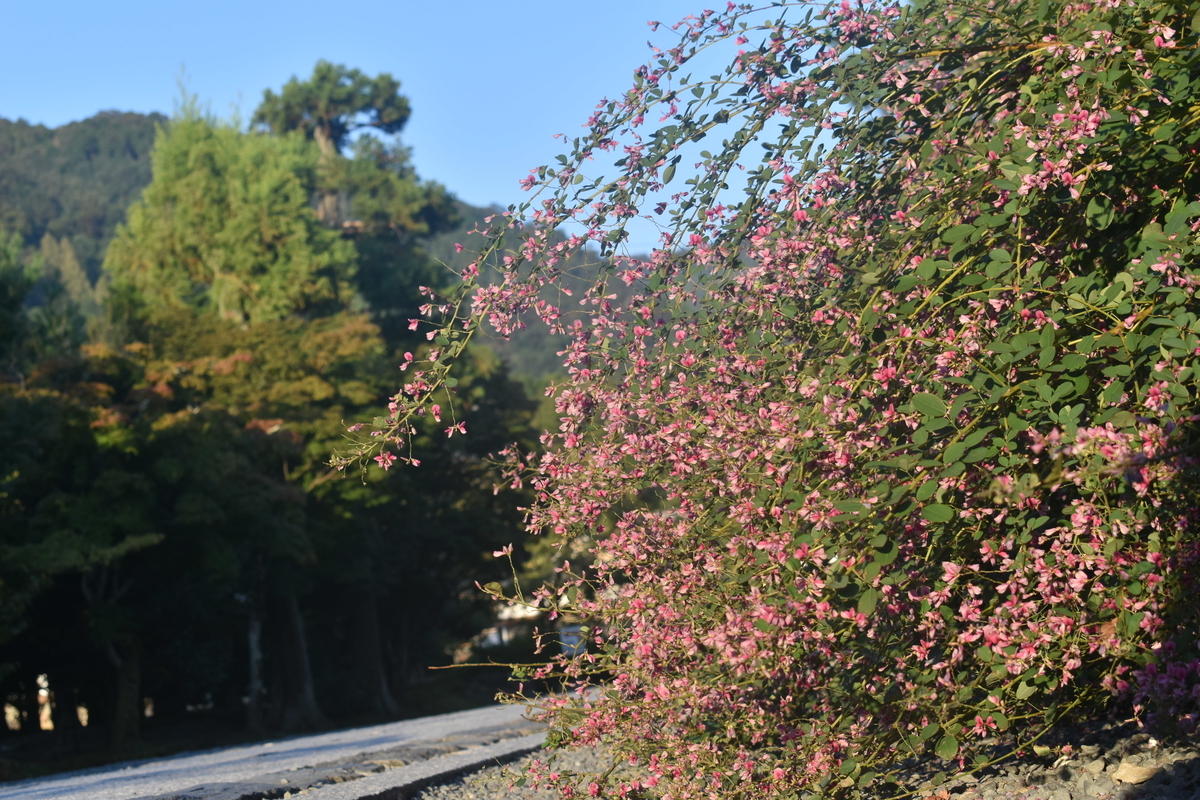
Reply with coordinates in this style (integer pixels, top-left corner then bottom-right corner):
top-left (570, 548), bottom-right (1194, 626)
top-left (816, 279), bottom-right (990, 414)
top-left (0, 111), bottom-right (584, 384)
top-left (0, 112), bottom-right (164, 282)
top-left (0, 66), bottom-right (551, 777)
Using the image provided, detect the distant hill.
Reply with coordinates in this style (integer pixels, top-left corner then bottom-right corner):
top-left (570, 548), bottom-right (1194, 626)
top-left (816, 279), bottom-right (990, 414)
top-left (0, 111), bottom-right (166, 281)
top-left (0, 111), bottom-right (622, 383)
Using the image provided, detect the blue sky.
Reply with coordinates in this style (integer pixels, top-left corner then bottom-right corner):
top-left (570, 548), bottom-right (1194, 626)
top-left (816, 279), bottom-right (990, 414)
top-left (1, 0), bottom-right (720, 251)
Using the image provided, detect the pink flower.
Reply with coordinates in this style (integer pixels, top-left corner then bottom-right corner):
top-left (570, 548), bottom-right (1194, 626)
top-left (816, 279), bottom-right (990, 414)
top-left (374, 451), bottom-right (397, 470)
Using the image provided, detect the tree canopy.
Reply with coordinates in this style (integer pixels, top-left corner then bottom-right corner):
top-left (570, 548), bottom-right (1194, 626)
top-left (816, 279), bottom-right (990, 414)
top-left (252, 61), bottom-right (410, 157)
top-left (0, 112), bottom-right (163, 280)
top-left (0, 68), bottom-right (540, 766)
top-left (104, 108), bottom-right (357, 325)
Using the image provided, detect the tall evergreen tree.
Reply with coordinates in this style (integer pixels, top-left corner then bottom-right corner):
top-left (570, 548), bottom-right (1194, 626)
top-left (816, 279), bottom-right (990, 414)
top-left (252, 61), bottom-right (410, 158)
top-left (251, 62), bottom-right (457, 327)
top-left (105, 107), bottom-right (356, 326)
top-left (95, 97), bottom-right (530, 735)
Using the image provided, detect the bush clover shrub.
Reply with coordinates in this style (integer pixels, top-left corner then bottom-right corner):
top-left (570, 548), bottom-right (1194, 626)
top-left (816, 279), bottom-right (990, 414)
top-left (344, 0), bottom-right (1200, 795)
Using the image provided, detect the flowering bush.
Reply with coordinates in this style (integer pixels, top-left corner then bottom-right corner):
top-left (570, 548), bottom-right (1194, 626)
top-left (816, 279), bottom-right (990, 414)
top-left (345, 0), bottom-right (1200, 795)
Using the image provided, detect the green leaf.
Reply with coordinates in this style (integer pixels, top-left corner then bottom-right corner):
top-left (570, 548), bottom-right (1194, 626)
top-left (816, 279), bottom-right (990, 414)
top-left (949, 392), bottom-right (978, 419)
top-left (936, 735), bottom-right (960, 760)
top-left (942, 224), bottom-right (976, 244)
top-left (663, 162), bottom-right (677, 185)
top-left (858, 587), bottom-right (881, 615)
top-left (1015, 681), bottom-right (1037, 700)
top-left (1085, 194), bottom-right (1115, 230)
top-left (873, 538), bottom-right (899, 566)
top-left (444, 377), bottom-right (459, 387)
top-left (922, 504), bottom-right (955, 523)
top-left (1142, 222), bottom-right (1168, 244)
top-left (913, 393), bottom-right (947, 417)
top-left (963, 446), bottom-right (996, 463)
top-left (1060, 353), bottom-right (1088, 369)
top-left (1120, 611), bottom-right (1145, 637)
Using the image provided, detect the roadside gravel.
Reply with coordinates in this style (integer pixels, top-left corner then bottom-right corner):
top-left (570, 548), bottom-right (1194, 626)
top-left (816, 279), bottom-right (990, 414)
top-left (413, 745), bottom-right (614, 800)
top-left (413, 719), bottom-right (1200, 800)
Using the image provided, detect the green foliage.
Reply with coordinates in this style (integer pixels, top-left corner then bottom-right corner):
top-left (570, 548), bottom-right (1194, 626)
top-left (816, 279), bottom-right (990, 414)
top-left (339, 136), bottom-right (459, 343)
top-left (0, 112), bottom-right (162, 280)
top-left (252, 61), bottom-right (410, 156)
top-left (104, 111), bottom-right (356, 324)
top-left (251, 63), bottom-right (460, 343)
top-left (39, 233), bottom-right (104, 318)
top-left (0, 66), bottom-right (542, 753)
top-left (0, 231), bottom-right (36, 376)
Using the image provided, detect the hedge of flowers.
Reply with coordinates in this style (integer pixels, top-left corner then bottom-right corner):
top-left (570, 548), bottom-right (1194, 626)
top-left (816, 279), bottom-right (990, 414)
top-left (344, 0), bottom-right (1200, 795)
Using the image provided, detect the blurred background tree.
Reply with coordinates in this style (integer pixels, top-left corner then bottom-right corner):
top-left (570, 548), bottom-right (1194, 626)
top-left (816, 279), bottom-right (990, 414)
top-left (0, 66), bottom-right (549, 772)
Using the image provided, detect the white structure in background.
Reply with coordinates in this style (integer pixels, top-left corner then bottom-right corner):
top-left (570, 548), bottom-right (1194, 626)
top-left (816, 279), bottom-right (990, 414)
top-left (4, 675), bottom-right (89, 731)
top-left (36, 674), bottom-right (52, 731)
top-left (476, 601), bottom-right (542, 649)
top-left (467, 600), bottom-right (588, 660)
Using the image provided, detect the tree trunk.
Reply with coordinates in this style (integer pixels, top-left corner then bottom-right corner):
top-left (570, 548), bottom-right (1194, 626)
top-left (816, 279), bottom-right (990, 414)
top-left (51, 682), bottom-right (82, 755)
top-left (312, 127), bottom-right (341, 226)
top-left (105, 638), bottom-right (140, 752)
top-left (351, 593), bottom-right (401, 717)
top-left (246, 601), bottom-right (265, 735)
top-left (15, 675), bottom-right (39, 733)
top-left (267, 592), bottom-right (325, 732)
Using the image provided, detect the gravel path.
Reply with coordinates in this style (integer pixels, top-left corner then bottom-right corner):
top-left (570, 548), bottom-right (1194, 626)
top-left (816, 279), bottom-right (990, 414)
top-left (412, 745), bottom-right (614, 800)
top-left (413, 720), bottom-right (1200, 800)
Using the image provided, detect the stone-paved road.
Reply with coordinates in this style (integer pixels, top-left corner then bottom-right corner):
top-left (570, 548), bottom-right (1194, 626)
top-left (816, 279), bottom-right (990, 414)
top-left (0, 704), bottom-right (544, 800)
